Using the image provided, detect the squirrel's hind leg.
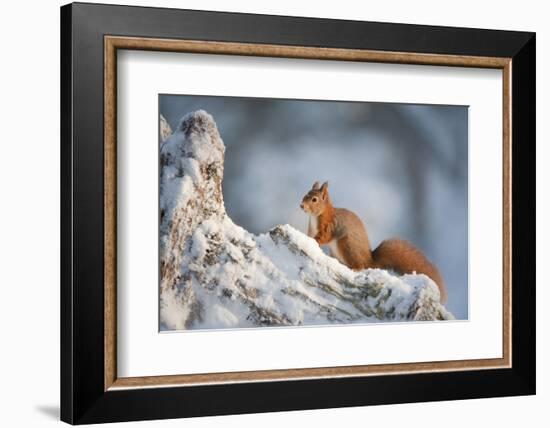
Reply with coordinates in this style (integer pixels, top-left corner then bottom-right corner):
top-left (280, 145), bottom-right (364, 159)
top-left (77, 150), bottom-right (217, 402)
top-left (336, 237), bottom-right (370, 271)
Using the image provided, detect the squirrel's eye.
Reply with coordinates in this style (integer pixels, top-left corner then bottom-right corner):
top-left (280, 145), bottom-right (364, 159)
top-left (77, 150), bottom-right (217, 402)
top-left (312, 197), bottom-right (318, 203)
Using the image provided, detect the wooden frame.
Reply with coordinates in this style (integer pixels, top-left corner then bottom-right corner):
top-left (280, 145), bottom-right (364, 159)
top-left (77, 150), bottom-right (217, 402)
top-left (62, 2), bottom-right (535, 424)
top-left (104, 35), bottom-right (513, 390)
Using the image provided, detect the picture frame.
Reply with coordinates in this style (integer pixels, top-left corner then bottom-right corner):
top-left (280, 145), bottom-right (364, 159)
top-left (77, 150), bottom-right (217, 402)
top-left (60, 2), bottom-right (535, 424)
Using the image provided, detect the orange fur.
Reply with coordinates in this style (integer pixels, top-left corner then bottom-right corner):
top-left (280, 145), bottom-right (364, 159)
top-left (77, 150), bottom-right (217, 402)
top-left (372, 239), bottom-right (447, 303)
top-left (301, 181), bottom-right (447, 303)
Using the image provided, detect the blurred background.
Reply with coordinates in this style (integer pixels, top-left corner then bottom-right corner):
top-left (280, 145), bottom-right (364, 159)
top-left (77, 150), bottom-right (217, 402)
top-left (160, 95), bottom-right (468, 319)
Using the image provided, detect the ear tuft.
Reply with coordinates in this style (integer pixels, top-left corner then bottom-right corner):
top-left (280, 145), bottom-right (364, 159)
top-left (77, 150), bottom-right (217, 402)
top-left (312, 181), bottom-right (320, 190)
top-left (320, 182), bottom-right (328, 200)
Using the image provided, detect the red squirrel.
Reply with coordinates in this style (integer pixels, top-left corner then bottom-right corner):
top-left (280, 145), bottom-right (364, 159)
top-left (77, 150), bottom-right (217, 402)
top-left (300, 181), bottom-right (447, 303)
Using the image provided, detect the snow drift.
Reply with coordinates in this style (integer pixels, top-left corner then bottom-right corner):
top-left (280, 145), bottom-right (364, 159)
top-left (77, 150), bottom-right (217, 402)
top-left (160, 110), bottom-right (453, 330)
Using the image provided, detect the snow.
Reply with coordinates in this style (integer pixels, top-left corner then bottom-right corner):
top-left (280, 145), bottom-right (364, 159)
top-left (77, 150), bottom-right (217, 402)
top-left (159, 114), bottom-right (172, 144)
top-left (175, 110), bottom-right (225, 164)
top-left (159, 110), bottom-right (454, 331)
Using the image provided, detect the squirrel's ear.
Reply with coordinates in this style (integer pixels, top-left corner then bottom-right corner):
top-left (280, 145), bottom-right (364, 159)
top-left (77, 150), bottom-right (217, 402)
top-left (312, 181), bottom-right (320, 190)
top-left (320, 181), bottom-right (328, 198)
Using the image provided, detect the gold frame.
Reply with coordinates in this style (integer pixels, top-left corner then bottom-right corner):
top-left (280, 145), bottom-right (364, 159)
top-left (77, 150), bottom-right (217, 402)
top-left (104, 35), bottom-right (512, 391)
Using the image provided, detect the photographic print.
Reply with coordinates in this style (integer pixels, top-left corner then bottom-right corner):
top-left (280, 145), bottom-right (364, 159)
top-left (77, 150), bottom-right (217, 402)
top-left (159, 95), bottom-right (467, 331)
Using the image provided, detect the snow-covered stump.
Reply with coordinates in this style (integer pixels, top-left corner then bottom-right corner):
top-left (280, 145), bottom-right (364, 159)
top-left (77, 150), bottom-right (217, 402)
top-left (159, 110), bottom-right (454, 330)
top-left (159, 114), bottom-right (172, 143)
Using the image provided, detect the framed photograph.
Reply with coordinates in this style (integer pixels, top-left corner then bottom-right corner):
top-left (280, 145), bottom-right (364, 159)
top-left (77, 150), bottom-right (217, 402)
top-left (60, 2), bottom-right (535, 424)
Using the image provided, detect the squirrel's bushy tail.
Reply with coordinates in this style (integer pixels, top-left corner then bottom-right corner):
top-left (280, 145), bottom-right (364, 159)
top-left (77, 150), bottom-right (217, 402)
top-left (372, 239), bottom-right (447, 303)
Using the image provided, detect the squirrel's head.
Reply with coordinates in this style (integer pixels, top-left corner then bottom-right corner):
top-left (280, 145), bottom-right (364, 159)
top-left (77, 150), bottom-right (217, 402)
top-left (300, 181), bottom-right (329, 216)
